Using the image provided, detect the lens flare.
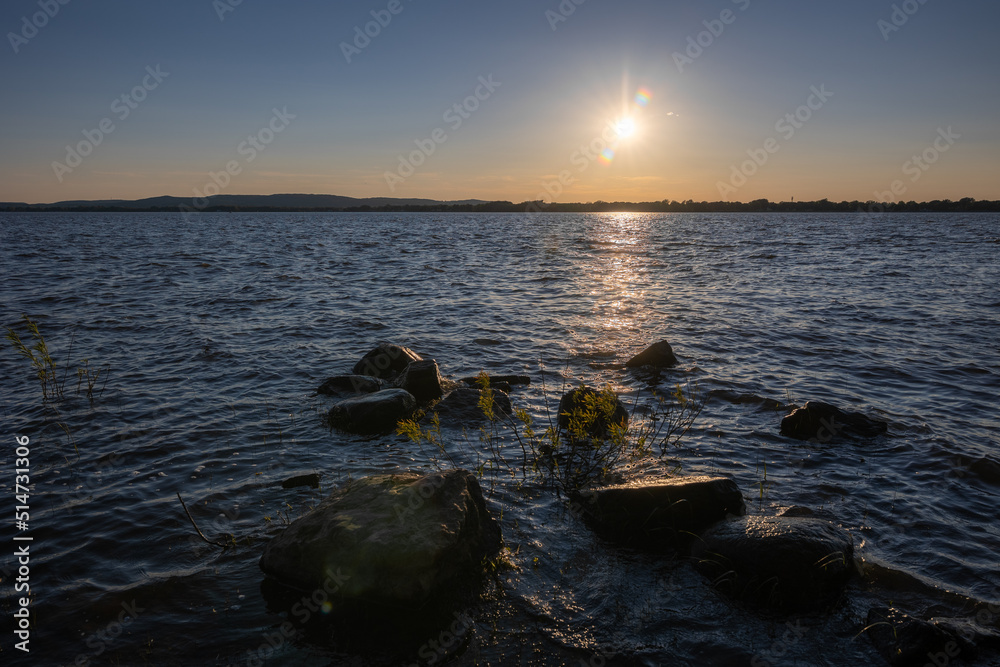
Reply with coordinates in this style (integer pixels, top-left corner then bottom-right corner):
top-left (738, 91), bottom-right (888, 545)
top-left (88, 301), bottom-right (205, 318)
top-left (635, 87), bottom-right (652, 107)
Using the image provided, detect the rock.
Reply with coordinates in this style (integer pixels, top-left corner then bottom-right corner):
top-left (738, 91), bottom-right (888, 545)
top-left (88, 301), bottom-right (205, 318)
top-left (557, 386), bottom-right (629, 437)
top-left (779, 401), bottom-right (888, 442)
top-left (328, 389), bottom-right (416, 434)
top-left (352, 343), bottom-right (423, 380)
top-left (259, 469), bottom-right (502, 609)
top-left (281, 473), bottom-right (320, 490)
top-left (625, 341), bottom-right (678, 369)
top-left (574, 475), bottom-right (745, 545)
top-left (460, 374), bottom-right (531, 387)
top-left (434, 387), bottom-right (512, 423)
top-left (392, 359), bottom-right (445, 403)
top-left (693, 516), bottom-right (854, 610)
top-left (865, 608), bottom-right (984, 666)
top-left (317, 374), bottom-right (382, 396)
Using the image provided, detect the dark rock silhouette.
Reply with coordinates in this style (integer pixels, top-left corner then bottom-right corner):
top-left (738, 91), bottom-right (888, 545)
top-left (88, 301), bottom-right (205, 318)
top-left (780, 400), bottom-right (887, 442)
top-left (459, 374), bottom-right (531, 387)
top-left (352, 343), bottom-right (422, 380)
top-left (328, 389), bottom-right (416, 434)
top-left (259, 469), bottom-right (501, 609)
top-left (574, 475), bottom-right (745, 546)
top-left (392, 359), bottom-right (445, 403)
top-left (433, 387), bottom-right (511, 423)
top-left (865, 607), bottom-right (989, 666)
top-left (625, 341), bottom-right (678, 369)
top-left (693, 515), bottom-right (854, 610)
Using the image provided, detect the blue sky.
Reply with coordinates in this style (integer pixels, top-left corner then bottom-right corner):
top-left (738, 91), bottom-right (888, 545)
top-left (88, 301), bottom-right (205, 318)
top-left (1, 0), bottom-right (997, 203)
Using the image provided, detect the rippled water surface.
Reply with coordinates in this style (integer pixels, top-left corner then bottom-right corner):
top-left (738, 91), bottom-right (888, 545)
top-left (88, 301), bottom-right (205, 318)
top-left (1, 212), bottom-right (998, 666)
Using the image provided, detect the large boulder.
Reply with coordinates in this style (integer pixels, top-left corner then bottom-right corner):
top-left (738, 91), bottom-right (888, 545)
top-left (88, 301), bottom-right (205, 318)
top-left (625, 341), bottom-right (678, 369)
top-left (328, 389), bottom-right (416, 434)
top-left (259, 469), bottom-right (502, 609)
top-left (557, 386), bottom-right (629, 437)
top-left (317, 374), bottom-right (382, 396)
top-left (574, 475), bottom-right (745, 546)
top-left (693, 516), bottom-right (854, 610)
top-left (352, 343), bottom-right (423, 380)
top-left (865, 607), bottom-right (991, 666)
top-left (434, 387), bottom-right (512, 424)
top-left (393, 359), bottom-right (445, 403)
top-left (780, 401), bottom-right (887, 442)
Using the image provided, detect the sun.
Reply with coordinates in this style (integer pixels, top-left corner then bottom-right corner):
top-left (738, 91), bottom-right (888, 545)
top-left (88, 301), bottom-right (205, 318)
top-left (615, 116), bottom-right (637, 138)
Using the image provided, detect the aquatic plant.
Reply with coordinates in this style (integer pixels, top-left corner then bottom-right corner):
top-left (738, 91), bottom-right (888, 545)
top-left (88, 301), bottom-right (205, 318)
top-left (5, 314), bottom-right (110, 402)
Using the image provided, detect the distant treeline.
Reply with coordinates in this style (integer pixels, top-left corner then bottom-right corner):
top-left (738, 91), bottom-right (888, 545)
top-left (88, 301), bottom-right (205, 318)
top-left (3, 197), bottom-right (999, 214)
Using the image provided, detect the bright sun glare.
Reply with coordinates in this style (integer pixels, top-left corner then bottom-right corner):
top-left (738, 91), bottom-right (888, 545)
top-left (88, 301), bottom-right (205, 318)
top-left (615, 117), bottom-right (637, 138)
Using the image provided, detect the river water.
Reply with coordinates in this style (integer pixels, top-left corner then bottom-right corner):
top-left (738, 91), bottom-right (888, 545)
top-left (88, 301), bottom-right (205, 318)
top-left (1, 212), bottom-right (998, 666)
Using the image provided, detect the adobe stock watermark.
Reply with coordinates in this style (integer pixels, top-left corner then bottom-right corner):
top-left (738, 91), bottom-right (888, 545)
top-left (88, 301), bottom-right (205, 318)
top-left (7, 0), bottom-right (71, 54)
top-left (751, 619), bottom-right (809, 666)
top-left (383, 75), bottom-right (500, 193)
top-left (673, 0), bottom-right (751, 73)
top-left (716, 84), bottom-right (833, 198)
top-left (73, 599), bottom-right (146, 666)
top-left (545, 0), bottom-right (587, 32)
top-left (213, 0), bottom-right (244, 22)
top-left (341, 0), bottom-right (413, 64)
top-left (858, 126), bottom-right (960, 219)
top-left (877, 0), bottom-right (932, 41)
top-left (51, 65), bottom-right (170, 183)
top-left (179, 107), bottom-right (295, 219)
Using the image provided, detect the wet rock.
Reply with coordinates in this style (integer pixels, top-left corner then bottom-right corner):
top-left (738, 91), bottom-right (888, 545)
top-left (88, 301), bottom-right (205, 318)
top-left (625, 340), bottom-right (678, 369)
top-left (574, 475), bottom-right (745, 546)
top-left (259, 469), bottom-right (502, 609)
top-left (281, 473), bottom-right (320, 490)
top-left (693, 516), bottom-right (854, 610)
top-left (392, 359), bottom-right (445, 403)
top-left (865, 607), bottom-right (984, 666)
top-left (433, 387), bottom-right (512, 423)
top-left (328, 389), bottom-right (416, 434)
top-left (317, 374), bottom-right (382, 396)
top-left (352, 343), bottom-right (423, 380)
top-left (460, 374), bottom-right (531, 387)
top-left (779, 400), bottom-right (887, 442)
top-left (557, 386), bottom-right (629, 436)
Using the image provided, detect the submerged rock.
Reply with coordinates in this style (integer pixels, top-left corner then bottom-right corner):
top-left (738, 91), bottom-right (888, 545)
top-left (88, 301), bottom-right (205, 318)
top-left (352, 343), bottom-right (423, 380)
top-left (392, 359), bottom-right (445, 403)
top-left (557, 386), bottom-right (629, 436)
top-left (259, 469), bottom-right (502, 609)
top-left (281, 473), bottom-right (321, 490)
top-left (865, 607), bottom-right (988, 666)
top-left (460, 374), bottom-right (531, 387)
top-left (780, 400), bottom-right (887, 442)
top-left (574, 475), bottom-right (745, 545)
top-left (434, 387), bottom-right (512, 423)
top-left (328, 389), bottom-right (416, 434)
top-left (625, 340), bottom-right (678, 369)
top-left (693, 515), bottom-right (854, 610)
top-left (317, 374), bottom-right (382, 396)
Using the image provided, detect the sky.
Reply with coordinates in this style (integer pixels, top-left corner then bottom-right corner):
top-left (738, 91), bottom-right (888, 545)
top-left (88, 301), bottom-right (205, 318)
top-left (1, 0), bottom-right (998, 205)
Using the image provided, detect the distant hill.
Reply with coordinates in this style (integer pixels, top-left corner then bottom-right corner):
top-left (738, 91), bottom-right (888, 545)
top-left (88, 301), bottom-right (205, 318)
top-left (0, 193), bottom-right (488, 211)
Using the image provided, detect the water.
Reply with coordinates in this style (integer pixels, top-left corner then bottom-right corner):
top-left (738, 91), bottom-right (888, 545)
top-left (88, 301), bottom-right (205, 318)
top-left (1, 212), bottom-right (998, 666)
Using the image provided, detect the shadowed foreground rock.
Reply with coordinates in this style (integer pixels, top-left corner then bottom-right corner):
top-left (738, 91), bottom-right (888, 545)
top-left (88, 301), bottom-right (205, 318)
top-left (574, 476), bottom-right (745, 546)
top-left (625, 340), bottom-right (678, 369)
top-left (352, 343), bottom-right (422, 380)
top-left (780, 400), bottom-right (887, 442)
top-left (259, 469), bottom-right (502, 609)
top-left (865, 607), bottom-right (994, 666)
top-left (328, 388), bottom-right (416, 434)
top-left (392, 359), bottom-right (445, 403)
top-left (694, 515), bottom-right (854, 610)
